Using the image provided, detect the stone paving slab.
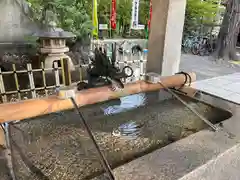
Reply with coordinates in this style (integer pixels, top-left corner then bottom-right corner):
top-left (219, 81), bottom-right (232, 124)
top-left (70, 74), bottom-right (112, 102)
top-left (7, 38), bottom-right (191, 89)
top-left (191, 73), bottom-right (240, 105)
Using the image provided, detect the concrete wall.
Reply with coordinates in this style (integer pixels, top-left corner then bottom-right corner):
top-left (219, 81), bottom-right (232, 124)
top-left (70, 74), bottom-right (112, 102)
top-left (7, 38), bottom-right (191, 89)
top-left (0, 0), bottom-right (38, 42)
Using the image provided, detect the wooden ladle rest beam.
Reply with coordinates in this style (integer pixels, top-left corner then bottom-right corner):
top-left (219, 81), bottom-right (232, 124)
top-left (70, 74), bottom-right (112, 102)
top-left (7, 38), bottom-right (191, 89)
top-left (0, 72), bottom-right (196, 124)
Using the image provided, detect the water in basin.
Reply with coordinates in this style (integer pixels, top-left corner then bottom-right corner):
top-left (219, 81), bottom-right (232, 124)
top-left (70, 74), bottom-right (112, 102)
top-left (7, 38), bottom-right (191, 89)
top-left (9, 91), bottom-right (232, 180)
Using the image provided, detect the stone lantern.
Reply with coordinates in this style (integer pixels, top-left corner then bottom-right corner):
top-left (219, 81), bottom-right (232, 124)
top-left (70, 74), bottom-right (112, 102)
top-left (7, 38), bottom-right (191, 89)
top-left (33, 21), bottom-right (76, 71)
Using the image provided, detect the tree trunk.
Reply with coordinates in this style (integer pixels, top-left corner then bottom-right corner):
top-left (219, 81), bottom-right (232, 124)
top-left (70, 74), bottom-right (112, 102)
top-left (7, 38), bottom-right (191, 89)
top-left (214, 8), bottom-right (229, 58)
top-left (215, 0), bottom-right (240, 61)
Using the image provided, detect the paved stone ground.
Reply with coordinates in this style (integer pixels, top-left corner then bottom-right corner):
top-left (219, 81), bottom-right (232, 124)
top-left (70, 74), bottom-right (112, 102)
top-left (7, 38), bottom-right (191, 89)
top-left (192, 73), bottom-right (240, 105)
top-left (180, 54), bottom-right (240, 80)
top-left (181, 54), bottom-right (240, 105)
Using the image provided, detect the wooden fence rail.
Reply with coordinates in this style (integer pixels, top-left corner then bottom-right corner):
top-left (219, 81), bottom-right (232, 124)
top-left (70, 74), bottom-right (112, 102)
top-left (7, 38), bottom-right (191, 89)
top-left (0, 53), bottom-right (147, 103)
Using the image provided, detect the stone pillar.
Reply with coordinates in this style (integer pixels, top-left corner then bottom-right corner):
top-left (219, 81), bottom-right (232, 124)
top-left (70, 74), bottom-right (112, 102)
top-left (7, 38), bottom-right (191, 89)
top-left (147, 0), bottom-right (169, 74)
top-left (0, 0), bottom-right (38, 42)
top-left (147, 0), bottom-right (186, 76)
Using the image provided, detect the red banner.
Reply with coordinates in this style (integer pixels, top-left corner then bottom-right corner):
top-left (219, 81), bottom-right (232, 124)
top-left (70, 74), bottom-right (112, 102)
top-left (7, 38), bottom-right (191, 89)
top-left (110, 0), bottom-right (117, 30)
top-left (148, 0), bottom-right (152, 30)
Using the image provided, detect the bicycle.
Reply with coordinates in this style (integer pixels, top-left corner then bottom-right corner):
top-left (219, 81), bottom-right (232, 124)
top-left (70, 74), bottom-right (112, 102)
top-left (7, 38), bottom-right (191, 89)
top-left (191, 36), bottom-right (206, 55)
top-left (191, 34), bottom-right (217, 56)
top-left (182, 34), bottom-right (200, 53)
top-left (198, 35), bottom-right (216, 56)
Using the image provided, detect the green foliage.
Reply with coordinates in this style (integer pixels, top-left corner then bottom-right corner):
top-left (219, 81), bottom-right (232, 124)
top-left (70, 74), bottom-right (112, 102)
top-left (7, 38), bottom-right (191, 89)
top-left (117, 0), bottom-right (132, 24)
top-left (184, 0), bottom-right (220, 34)
top-left (54, 0), bottom-right (92, 37)
top-left (98, 0), bottom-right (111, 23)
top-left (139, 0), bottom-right (150, 25)
top-left (26, 0), bottom-right (92, 38)
top-left (26, 0), bottom-right (221, 38)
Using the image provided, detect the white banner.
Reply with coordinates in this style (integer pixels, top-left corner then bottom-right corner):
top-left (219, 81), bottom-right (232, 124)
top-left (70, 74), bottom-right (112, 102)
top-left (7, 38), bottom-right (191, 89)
top-left (131, 0), bottom-right (140, 29)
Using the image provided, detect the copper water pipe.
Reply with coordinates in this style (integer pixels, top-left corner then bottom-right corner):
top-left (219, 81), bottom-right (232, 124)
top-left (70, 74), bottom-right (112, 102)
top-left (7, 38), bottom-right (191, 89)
top-left (0, 72), bottom-right (196, 123)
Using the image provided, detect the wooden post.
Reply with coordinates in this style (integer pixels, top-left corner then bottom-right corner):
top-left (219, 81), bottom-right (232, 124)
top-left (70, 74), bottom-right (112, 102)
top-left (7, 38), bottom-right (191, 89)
top-left (62, 58), bottom-right (71, 86)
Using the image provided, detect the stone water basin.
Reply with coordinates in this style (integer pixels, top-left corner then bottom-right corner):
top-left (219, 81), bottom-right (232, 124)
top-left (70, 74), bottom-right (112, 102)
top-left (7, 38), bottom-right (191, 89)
top-left (9, 91), bottom-right (232, 180)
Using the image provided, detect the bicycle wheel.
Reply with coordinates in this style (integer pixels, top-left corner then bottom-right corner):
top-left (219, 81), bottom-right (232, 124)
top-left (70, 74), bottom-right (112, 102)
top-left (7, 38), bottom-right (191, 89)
top-left (198, 46), bottom-right (207, 56)
top-left (191, 42), bottom-right (200, 55)
top-left (182, 39), bottom-right (191, 53)
top-left (182, 44), bottom-right (191, 53)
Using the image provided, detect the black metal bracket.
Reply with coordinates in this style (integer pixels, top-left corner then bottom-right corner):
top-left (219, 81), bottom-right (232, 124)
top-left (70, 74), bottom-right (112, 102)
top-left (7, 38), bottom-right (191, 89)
top-left (77, 46), bottom-right (134, 91)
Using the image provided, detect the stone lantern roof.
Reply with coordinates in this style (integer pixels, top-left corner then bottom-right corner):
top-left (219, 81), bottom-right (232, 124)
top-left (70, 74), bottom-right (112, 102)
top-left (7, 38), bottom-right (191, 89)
top-left (32, 21), bottom-right (76, 39)
top-left (32, 21), bottom-right (76, 71)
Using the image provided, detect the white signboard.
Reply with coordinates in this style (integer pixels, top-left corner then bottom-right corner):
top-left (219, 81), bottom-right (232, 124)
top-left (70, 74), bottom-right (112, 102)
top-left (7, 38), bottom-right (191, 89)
top-left (132, 24), bottom-right (145, 30)
top-left (130, 0), bottom-right (140, 29)
top-left (99, 24), bottom-right (108, 30)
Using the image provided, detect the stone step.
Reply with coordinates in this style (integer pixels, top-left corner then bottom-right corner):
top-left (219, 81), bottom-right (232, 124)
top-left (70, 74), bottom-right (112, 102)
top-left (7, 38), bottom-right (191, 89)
top-left (178, 143), bottom-right (240, 180)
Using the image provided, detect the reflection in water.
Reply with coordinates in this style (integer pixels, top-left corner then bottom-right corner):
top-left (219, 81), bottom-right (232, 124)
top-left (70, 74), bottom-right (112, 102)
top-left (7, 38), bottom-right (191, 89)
top-left (112, 121), bottom-right (145, 139)
top-left (103, 93), bottom-right (146, 115)
top-left (103, 93), bottom-right (146, 139)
